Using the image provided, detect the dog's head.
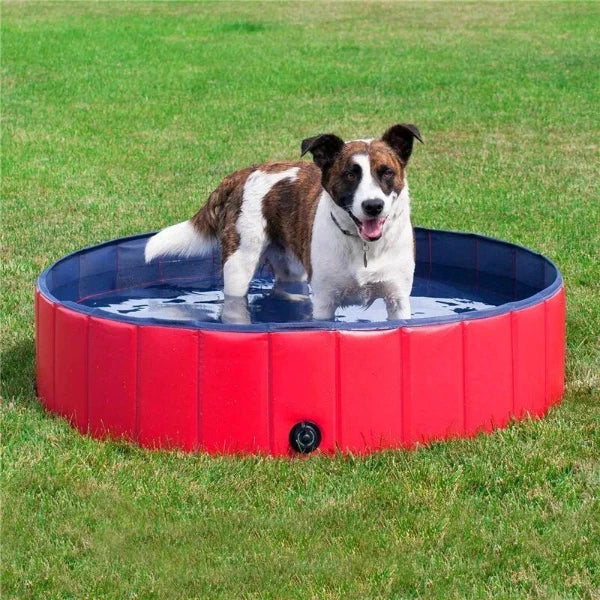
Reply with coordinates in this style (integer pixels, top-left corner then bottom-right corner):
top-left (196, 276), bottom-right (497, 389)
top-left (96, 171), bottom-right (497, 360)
top-left (301, 124), bottom-right (423, 241)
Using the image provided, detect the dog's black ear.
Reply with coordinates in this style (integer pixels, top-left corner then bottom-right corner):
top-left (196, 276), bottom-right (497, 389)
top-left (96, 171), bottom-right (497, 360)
top-left (301, 134), bottom-right (345, 170)
top-left (381, 124), bottom-right (423, 165)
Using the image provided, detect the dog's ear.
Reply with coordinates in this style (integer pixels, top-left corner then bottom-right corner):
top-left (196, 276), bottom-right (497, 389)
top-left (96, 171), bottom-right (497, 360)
top-left (301, 134), bottom-right (345, 170)
top-left (381, 124), bottom-right (423, 165)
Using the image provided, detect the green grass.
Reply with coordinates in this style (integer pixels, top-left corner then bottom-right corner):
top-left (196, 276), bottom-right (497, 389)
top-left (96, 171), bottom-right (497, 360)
top-left (2, 2), bottom-right (599, 598)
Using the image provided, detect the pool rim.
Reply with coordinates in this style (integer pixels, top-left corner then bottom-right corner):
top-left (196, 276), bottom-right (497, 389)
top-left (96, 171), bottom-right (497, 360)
top-left (37, 227), bottom-right (564, 332)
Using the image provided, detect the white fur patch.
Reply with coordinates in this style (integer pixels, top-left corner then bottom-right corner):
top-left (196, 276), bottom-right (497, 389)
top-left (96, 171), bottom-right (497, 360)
top-left (237, 168), bottom-right (299, 245)
top-left (145, 220), bottom-right (214, 263)
top-left (223, 167), bottom-right (299, 297)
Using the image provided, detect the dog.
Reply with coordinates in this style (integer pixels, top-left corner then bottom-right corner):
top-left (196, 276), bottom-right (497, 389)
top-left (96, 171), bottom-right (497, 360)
top-left (145, 123), bottom-right (422, 322)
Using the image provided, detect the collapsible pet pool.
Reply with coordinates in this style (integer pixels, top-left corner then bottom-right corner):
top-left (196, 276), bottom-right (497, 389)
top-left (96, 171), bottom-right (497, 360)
top-left (35, 228), bottom-right (565, 455)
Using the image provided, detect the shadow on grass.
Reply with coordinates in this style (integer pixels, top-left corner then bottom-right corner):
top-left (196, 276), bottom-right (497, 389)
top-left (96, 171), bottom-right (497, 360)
top-left (217, 21), bottom-right (268, 34)
top-left (1, 338), bottom-right (37, 405)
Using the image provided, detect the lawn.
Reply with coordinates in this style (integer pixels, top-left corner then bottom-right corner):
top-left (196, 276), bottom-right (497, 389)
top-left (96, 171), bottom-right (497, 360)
top-left (2, 1), bottom-right (599, 598)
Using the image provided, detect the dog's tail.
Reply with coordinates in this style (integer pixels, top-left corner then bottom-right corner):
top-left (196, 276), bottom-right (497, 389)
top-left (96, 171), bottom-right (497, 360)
top-left (144, 219), bottom-right (216, 263)
top-left (145, 166), bottom-right (257, 264)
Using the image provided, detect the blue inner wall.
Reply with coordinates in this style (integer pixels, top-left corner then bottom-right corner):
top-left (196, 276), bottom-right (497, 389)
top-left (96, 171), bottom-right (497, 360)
top-left (38, 228), bottom-right (562, 331)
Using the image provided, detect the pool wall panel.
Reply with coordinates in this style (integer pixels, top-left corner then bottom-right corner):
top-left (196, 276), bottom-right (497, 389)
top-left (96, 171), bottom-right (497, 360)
top-left (430, 232), bottom-right (477, 286)
top-left (50, 255), bottom-right (80, 301)
top-left (199, 331), bottom-right (270, 453)
top-left (402, 323), bottom-right (464, 445)
top-left (338, 329), bottom-right (403, 452)
top-left (116, 237), bottom-right (160, 289)
top-left (54, 306), bottom-right (88, 432)
top-left (512, 304), bottom-right (546, 418)
top-left (79, 245), bottom-right (117, 299)
top-left (137, 326), bottom-right (199, 451)
top-left (463, 314), bottom-right (512, 435)
top-left (516, 249), bottom-right (547, 299)
top-left (270, 331), bottom-right (337, 455)
top-left (545, 288), bottom-right (566, 407)
top-left (88, 317), bottom-right (137, 439)
top-left (36, 292), bottom-right (56, 412)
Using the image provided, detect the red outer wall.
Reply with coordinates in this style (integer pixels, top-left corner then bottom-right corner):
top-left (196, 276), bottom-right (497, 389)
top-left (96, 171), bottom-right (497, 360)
top-left (35, 286), bottom-right (566, 456)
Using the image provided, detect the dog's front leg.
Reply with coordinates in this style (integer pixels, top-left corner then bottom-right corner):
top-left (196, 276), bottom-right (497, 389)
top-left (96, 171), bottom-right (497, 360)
top-left (221, 295), bottom-right (251, 324)
top-left (310, 279), bottom-right (337, 321)
top-left (385, 294), bottom-right (411, 320)
top-left (312, 293), bottom-right (336, 321)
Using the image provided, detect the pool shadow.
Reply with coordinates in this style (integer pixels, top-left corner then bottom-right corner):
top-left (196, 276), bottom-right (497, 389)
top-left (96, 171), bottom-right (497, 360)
top-left (1, 337), bottom-right (37, 403)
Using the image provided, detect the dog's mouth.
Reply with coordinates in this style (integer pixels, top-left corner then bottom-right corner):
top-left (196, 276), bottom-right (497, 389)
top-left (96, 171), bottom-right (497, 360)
top-left (348, 213), bottom-right (387, 241)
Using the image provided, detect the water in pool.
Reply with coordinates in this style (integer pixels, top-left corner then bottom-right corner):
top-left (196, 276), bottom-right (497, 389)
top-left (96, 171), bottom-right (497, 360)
top-left (80, 276), bottom-right (513, 324)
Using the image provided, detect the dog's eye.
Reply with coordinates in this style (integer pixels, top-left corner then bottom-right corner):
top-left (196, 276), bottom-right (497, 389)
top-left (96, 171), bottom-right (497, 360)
top-left (380, 167), bottom-right (395, 181)
top-left (344, 171), bottom-right (357, 182)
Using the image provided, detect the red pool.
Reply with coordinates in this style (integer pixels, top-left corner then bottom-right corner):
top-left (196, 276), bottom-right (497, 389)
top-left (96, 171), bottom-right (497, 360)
top-left (35, 228), bottom-right (566, 455)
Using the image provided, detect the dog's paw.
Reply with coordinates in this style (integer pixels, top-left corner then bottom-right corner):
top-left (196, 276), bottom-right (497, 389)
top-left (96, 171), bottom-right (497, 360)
top-left (221, 296), bottom-right (251, 324)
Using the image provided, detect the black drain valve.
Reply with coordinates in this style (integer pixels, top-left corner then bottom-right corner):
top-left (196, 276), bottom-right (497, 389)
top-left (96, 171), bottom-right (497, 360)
top-left (289, 421), bottom-right (321, 454)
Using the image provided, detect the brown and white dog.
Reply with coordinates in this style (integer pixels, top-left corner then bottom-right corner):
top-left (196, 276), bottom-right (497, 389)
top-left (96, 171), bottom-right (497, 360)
top-left (145, 123), bottom-right (423, 322)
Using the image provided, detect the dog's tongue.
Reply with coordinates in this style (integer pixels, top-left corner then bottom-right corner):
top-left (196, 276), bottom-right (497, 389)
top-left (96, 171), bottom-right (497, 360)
top-left (360, 218), bottom-right (386, 240)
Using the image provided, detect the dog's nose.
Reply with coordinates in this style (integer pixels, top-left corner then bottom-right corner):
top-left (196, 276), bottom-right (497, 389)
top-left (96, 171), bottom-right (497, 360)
top-left (362, 199), bottom-right (384, 217)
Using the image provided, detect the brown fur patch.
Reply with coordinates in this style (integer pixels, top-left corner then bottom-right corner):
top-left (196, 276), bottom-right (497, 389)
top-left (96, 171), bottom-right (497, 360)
top-left (322, 141), bottom-right (368, 205)
top-left (261, 162), bottom-right (323, 278)
top-left (260, 161), bottom-right (303, 174)
top-left (190, 165), bottom-right (257, 261)
top-left (368, 141), bottom-right (406, 195)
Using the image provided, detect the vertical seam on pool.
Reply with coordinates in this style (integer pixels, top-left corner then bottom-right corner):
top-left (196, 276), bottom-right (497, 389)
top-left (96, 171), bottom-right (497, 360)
top-left (428, 230), bottom-right (432, 279)
top-left (52, 302), bottom-right (58, 414)
top-left (560, 286), bottom-right (566, 399)
top-left (400, 329), bottom-right (410, 446)
top-left (543, 299), bottom-right (549, 413)
top-left (510, 311), bottom-right (516, 416)
top-left (461, 321), bottom-right (468, 435)
top-left (197, 330), bottom-right (202, 451)
top-left (115, 243), bottom-right (120, 289)
top-left (50, 301), bottom-right (56, 410)
top-left (543, 299), bottom-right (549, 409)
top-left (87, 317), bottom-right (92, 433)
top-left (335, 331), bottom-right (342, 451)
top-left (398, 327), bottom-right (404, 447)
top-left (267, 333), bottom-right (273, 454)
top-left (76, 252), bottom-right (82, 302)
top-left (512, 248), bottom-right (517, 300)
top-left (84, 315), bottom-right (90, 433)
top-left (135, 325), bottom-right (141, 442)
top-left (561, 286), bottom-right (566, 399)
top-left (475, 239), bottom-right (479, 289)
